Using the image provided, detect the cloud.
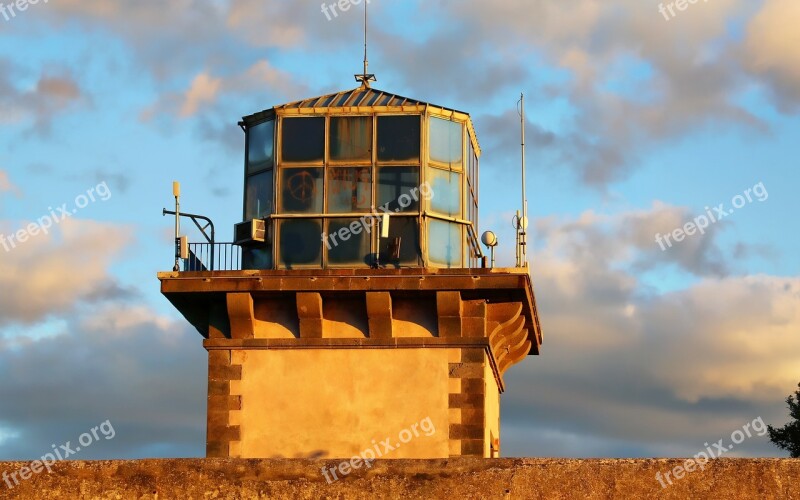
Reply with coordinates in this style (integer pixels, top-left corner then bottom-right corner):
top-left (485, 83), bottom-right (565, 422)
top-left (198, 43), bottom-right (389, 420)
top-left (180, 73), bottom-right (223, 118)
top-left (0, 61), bottom-right (86, 134)
top-left (225, 1), bottom-right (308, 48)
top-left (0, 212), bottom-right (205, 460)
top-left (742, 0), bottom-right (800, 111)
top-left (0, 219), bottom-right (132, 325)
top-left (0, 169), bottom-right (21, 198)
top-left (502, 206), bottom-right (800, 457)
top-left (372, 0), bottom-right (775, 188)
top-left (0, 305), bottom-right (206, 460)
top-left (12, 0), bottom-right (796, 188)
top-left (142, 60), bottom-right (302, 122)
top-left (534, 202), bottom-right (735, 278)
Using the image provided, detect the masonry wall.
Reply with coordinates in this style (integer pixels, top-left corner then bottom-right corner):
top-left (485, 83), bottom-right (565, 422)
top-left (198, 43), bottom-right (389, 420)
top-left (237, 348), bottom-right (451, 459)
top-left (1, 458), bottom-right (798, 499)
top-left (206, 344), bottom-right (502, 459)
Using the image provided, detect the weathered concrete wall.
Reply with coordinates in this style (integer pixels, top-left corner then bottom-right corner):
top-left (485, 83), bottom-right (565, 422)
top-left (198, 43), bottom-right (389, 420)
top-left (1, 458), bottom-right (797, 499)
top-left (238, 348), bottom-right (452, 459)
top-left (207, 345), bottom-right (500, 459)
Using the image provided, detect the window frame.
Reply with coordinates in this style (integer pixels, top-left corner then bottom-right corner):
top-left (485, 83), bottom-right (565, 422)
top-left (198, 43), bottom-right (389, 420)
top-left (243, 118), bottom-right (276, 222)
top-left (328, 115), bottom-right (374, 165)
top-left (279, 116), bottom-right (326, 166)
top-left (428, 115), bottom-right (464, 171)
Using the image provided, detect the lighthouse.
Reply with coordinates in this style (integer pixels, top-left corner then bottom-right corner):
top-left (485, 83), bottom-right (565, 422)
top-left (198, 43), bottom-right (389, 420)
top-left (158, 82), bottom-right (543, 459)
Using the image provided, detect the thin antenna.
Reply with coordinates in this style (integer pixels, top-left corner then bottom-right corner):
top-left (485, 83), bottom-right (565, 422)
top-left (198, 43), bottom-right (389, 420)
top-left (354, 0), bottom-right (376, 86)
top-left (516, 93), bottom-right (529, 268)
top-left (363, 1), bottom-right (368, 77)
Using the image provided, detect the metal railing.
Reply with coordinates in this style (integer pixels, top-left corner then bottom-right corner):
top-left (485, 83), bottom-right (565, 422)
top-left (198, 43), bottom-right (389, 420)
top-left (184, 243), bottom-right (241, 272)
top-left (466, 223), bottom-right (484, 260)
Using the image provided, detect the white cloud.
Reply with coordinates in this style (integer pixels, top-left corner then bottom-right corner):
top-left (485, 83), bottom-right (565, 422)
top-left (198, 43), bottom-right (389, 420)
top-left (143, 60), bottom-right (302, 121)
top-left (0, 219), bottom-right (132, 325)
top-left (179, 72), bottom-right (223, 117)
top-left (503, 205), bottom-right (799, 457)
top-left (743, 0), bottom-right (800, 110)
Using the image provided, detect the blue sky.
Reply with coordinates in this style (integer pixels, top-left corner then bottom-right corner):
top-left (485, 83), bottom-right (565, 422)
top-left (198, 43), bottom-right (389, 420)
top-left (1, 0), bottom-right (798, 460)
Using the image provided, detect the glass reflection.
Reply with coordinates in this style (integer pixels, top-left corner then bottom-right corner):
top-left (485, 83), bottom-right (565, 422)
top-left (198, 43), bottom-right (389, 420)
top-left (328, 167), bottom-right (372, 213)
top-left (377, 115), bottom-right (420, 162)
top-left (248, 120), bottom-right (274, 172)
top-left (327, 218), bottom-right (371, 267)
top-left (279, 168), bottom-right (323, 214)
top-left (245, 170), bottom-right (273, 220)
top-left (242, 247), bottom-right (272, 270)
top-left (279, 219), bottom-right (322, 268)
top-left (429, 219), bottom-right (462, 267)
top-left (377, 167), bottom-right (420, 213)
top-left (330, 116), bottom-right (372, 161)
top-left (429, 117), bottom-right (463, 167)
top-left (428, 168), bottom-right (461, 218)
top-left (379, 217), bottom-right (421, 267)
top-left (282, 117), bottom-right (325, 163)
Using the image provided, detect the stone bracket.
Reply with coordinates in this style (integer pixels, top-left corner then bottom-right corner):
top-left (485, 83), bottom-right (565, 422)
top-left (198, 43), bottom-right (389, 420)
top-left (487, 303), bottom-right (530, 377)
top-left (366, 292), bottom-right (393, 338)
top-left (437, 291), bottom-right (463, 338)
top-left (296, 292), bottom-right (323, 338)
top-left (226, 293), bottom-right (255, 340)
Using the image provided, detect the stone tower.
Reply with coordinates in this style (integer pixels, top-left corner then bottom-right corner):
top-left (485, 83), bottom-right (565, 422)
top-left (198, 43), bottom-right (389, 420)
top-left (158, 84), bottom-right (542, 459)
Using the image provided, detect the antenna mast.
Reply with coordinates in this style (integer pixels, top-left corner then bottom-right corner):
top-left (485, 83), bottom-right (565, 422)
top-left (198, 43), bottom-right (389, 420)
top-left (354, 0), bottom-right (376, 86)
top-left (516, 93), bottom-right (528, 268)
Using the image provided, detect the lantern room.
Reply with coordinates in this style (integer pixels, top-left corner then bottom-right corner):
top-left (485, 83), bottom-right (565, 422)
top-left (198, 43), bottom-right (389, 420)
top-left (237, 85), bottom-right (483, 270)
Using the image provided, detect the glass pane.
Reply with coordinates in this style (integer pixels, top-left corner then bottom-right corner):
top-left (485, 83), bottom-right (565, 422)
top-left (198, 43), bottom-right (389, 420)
top-left (377, 167), bottom-right (420, 213)
top-left (330, 116), bottom-right (372, 161)
top-left (282, 117), bottom-right (325, 163)
top-left (279, 168), bottom-right (323, 214)
top-left (279, 219), bottom-right (322, 268)
top-left (377, 115), bottom-right (420, 162)
top-left (328, 167), bottom-right (372, 213)
top-left (429, 219), bottom-right (462, 268)
top-left (428, 168), bottom-right (461, 218)
top-left (326, 218), bottom-right (371, 267)
top-left (429, 117), bottom-right (463, 167)
top-left (248, 120), bottom-right (274, 172)
top-left (242, 246), bottom-right (272, 270)
top-left (472, 151), bottom-right (478, 185)
top-left (379, 217), bottom-right (420, 267)
top-left (244, 170), bottom-right (273, 220)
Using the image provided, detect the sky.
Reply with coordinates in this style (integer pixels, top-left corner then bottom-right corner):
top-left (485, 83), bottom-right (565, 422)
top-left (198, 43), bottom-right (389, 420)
top-left (0, 0), bottom-right (798, 460)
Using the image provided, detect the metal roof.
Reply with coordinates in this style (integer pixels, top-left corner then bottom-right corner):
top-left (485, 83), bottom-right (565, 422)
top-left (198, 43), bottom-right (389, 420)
top-left (243, 85), bottom-right (470, 120)
top-left (240, 85), bottom-right (481, 156)
top-left (280, 86), bottom-right (429, 109)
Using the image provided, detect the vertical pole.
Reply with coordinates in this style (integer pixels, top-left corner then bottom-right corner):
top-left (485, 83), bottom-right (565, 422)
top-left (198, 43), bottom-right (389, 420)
top-left (363, 1), bottom-right (368, 79)
top-left (515, 210), bottom-right (521, 268)
top-left (210, 223), bottom-right (215, 272)
top-left (520, 93), bottom-right (528, 268)
top-left (173, 181), bottom-right (181, 272)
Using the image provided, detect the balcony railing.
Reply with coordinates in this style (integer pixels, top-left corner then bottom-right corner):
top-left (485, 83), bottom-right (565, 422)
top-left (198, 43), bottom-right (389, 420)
top-left (184, 243), bottom-right (241, 272)
top-left (176, 221), bottom-right (484, 272)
